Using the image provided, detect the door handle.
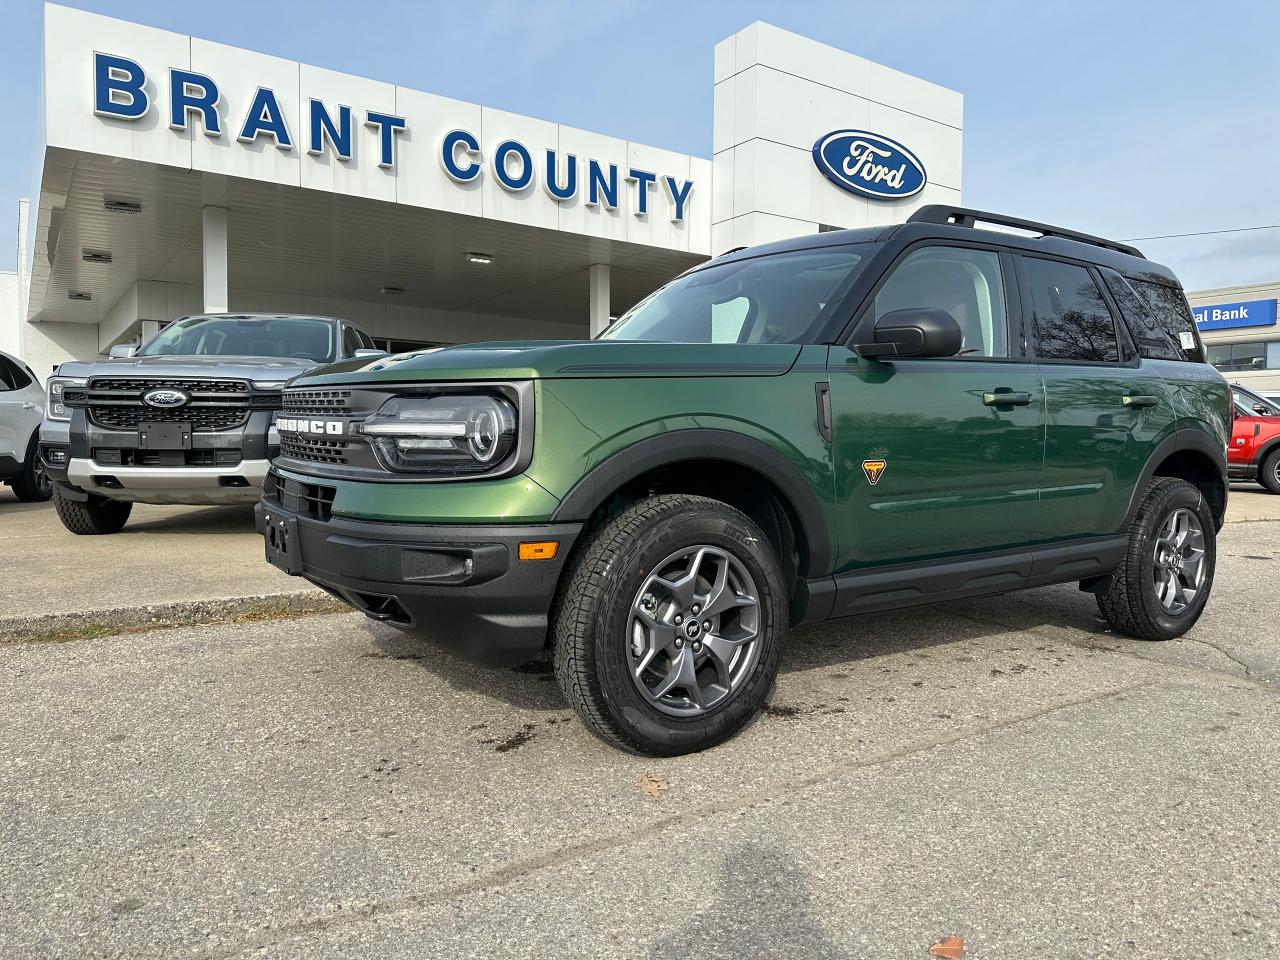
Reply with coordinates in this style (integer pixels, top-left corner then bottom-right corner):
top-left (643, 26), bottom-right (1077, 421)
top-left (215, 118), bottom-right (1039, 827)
top-left (1122, 395), bottom-right (1159, 409)
top-left (982, 391), bottom-right (1032, 407)
top-left (22, 402), bottom-right (38, 410)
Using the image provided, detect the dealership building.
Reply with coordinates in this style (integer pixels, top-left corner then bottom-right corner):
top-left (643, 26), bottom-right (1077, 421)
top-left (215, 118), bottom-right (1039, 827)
top-left (0, 4), bottom-right (963, 374)
top-left (1185, 282), bottom-right (1280, 395)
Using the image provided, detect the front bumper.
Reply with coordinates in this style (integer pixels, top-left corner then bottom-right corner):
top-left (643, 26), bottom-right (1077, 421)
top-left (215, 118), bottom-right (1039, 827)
top-left (62, 457), bottom-right (271, 504)
top-left (255, 500), bottom-right (581, 666)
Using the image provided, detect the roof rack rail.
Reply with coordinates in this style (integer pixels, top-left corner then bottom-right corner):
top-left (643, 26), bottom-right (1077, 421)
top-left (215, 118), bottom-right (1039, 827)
top-left (906, 205), bottom-right (1145, 259)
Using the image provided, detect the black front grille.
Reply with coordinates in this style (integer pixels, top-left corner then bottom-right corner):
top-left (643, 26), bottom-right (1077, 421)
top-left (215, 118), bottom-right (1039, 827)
top-left (283, 388), bottom-right (353, 416)
top-left (280, 436), bottom-right (350, 464)
top-left (94, 447), bottom-right (242, 467)
top-left (89, 405), bottom-right (248, 431)
top-left (264, 471), bottom-right (336, 521)
top-left (85, 377), bottom-right (252, 433)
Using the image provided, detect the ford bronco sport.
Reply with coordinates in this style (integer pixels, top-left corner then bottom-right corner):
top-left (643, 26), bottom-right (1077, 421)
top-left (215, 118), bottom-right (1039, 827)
top-left (1228, 384), bottom-right (1280, 492)
top-left (41, 313), bottom-right (383, 534)
top-left (258, 206), bottom-right (1230, 755)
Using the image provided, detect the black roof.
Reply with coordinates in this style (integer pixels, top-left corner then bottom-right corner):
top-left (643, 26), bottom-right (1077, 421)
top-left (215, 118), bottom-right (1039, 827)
top-left (703, 205), bottom-right (1180, 287)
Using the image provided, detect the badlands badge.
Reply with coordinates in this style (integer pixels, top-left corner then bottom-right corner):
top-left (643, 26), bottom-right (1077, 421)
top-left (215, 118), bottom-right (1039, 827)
top-left (862, 459), bottom-right (887, 485)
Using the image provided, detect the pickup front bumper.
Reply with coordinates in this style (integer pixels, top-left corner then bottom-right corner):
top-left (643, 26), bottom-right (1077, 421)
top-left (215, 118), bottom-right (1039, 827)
top-left (255, 497), bottom-right (581, 666)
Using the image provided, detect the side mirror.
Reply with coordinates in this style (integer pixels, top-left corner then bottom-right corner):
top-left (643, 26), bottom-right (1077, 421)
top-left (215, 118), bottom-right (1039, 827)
top-left (856, 308), bottom-right (963, 359)
top-left (1254, 404), bottom-right (1271, 416)
top-left (108, 344), bottom-right (138, 359)
top-left (353, 347), bottom-right (389, 360)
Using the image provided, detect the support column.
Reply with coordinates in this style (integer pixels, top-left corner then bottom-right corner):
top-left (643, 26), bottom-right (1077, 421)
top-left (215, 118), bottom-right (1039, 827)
top-left (588, 263), bottom-right (610, 338)
top-left (202, 205), bottom-right (228, 314)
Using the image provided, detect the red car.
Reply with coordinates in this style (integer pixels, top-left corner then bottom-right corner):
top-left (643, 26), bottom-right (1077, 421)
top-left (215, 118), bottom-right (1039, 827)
top-left (1230, 384), bottom-right (1280, 492)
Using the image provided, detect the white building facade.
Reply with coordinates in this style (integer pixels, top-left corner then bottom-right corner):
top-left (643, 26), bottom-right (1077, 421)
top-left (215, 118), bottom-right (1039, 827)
top-left (10, 5), bottom-right (963, 375)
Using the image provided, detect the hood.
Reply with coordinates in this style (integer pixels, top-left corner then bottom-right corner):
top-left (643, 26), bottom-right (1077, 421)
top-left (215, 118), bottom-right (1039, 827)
top-left (296, 341), bottom-right (804, 386)
top-left (54, 354), bottom-right (323, 383)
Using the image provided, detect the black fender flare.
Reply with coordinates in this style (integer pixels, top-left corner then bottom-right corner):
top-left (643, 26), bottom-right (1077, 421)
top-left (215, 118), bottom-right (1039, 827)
top-left (549, 428), bottom-right (832, 576)
top-left (1123, 428), bottom-right (1228, 530)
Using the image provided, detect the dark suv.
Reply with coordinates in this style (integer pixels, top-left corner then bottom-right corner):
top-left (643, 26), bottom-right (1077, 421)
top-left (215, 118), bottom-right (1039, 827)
top-left (258, 206), bottom-right (1231, 755)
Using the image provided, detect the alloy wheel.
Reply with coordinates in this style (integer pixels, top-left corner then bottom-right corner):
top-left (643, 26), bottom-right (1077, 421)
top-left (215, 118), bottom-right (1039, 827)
top-left (627, 545), bottom-right (762, 717)
top-left (1152, 507), bottom-right (1206, 615)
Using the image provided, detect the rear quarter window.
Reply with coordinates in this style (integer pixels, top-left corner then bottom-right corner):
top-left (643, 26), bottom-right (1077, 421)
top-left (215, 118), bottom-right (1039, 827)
top-left (1102, 269), bottom-right (1203, 363)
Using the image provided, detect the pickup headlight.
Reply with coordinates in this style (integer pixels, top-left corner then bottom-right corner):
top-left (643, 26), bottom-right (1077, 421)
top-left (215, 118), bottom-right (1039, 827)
top-left (361, 394), bottom-right (517, 475)
top-left (46, 377), bottom-right (87, 421)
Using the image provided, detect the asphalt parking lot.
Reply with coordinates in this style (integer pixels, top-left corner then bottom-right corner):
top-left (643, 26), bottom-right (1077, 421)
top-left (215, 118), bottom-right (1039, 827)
top-left (1, 486), bottom-right (1278, 959)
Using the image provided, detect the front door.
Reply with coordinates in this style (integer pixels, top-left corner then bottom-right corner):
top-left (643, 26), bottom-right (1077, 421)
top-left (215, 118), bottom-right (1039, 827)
top-left (827, 243), bottom-right (1045, 572)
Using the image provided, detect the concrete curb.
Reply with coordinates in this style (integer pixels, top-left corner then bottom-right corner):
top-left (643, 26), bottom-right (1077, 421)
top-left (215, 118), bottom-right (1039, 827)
top-left (0, 589), bottom-right (349, 644)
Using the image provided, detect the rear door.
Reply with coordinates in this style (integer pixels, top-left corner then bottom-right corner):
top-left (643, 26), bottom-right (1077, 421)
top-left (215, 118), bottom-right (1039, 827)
top-left (827, 241), bottom-right (1045, 571)
top-left (1018, 255), bottom-right (1178, 542)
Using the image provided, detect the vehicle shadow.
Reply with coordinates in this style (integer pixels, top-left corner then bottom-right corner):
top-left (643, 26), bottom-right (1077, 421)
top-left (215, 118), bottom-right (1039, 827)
top-left (122, 505), bottom-right (257, 535)
top-left (361, 583), bottom-right (1107, 715)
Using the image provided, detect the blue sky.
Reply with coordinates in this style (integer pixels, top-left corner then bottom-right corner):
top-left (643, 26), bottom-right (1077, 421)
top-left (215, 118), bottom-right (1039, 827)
top-left (2, 0), bottom-right (1277, 291)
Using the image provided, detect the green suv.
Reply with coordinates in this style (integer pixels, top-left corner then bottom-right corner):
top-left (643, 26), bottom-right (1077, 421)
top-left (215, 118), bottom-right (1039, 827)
top-left (258, 206), bottom-right (1230, 755)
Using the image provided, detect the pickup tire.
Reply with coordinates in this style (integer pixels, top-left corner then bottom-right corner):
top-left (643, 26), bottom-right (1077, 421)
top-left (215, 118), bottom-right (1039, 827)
top-left (10, 436), bottom-right (52, 502)
top-left (1259, 449), bottom-right (1280, 494)
top-left (1097, 477), bottom-right (1215, 641)
top-left (53, 484), bottom-right (132, 535)
top-left (552, 494), bottom-right (788, 756)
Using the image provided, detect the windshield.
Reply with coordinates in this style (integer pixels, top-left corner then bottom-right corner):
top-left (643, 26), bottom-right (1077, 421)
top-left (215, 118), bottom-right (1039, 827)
top-left (602, 245), bottom-right (872, 344)
top-left (138, 316), bottom-right (336, 362)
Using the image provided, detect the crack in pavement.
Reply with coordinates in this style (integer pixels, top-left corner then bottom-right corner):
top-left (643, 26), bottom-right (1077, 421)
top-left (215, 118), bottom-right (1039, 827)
top-left (197, 679), bottom-right (1160, 959)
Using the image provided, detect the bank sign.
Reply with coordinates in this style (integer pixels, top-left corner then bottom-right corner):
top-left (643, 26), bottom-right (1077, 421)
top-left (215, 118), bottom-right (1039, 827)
top-left (90, 53), bottom-right (696, 224)
top-left (1192, 298), bottom-right (1278, 332)
top-left (812, 130), bottom-right (926, 201)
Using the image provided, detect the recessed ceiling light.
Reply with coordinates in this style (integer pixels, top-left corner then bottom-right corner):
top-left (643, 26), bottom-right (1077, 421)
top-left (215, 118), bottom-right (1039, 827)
top-left (68, 291), bottom-right (92, 301)
top-left (380, 286), bottom-right (406, 296)
top-left (103, 199), bottom-right (142, 214)
top-left (466, 252), bottom-right (494, 265)
top-left (82, 250), bottom-right (113, 264)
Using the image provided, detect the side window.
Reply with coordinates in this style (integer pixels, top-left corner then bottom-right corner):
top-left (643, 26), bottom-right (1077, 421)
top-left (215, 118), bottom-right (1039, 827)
top-left (358, 329), bottom-right (377, 350)
top-left (1022, 257), bottom-right (1119, 363)
top-left (1099, 268), bottom-right (1181, 361)
top-left (873, 246), bottom-right (1009, 357)
top-left (1130, 279), bottom-right (1204, 363)
top-left (0, 358), bottom-right (15, 392)
top-left (341, 325), bottom-right (362, 357)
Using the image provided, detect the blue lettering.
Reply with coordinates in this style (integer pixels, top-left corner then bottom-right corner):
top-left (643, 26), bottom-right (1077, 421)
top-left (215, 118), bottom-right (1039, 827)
top-left (365, 111), bottom-right (406, 168)
top-left (627, 169), bottom-right (657, 216)
top-left (493, 140), bottom-right (533, 191)
top-left (543, 149), bottom-right (577, 202)
top-left (94, 53), bottom-right (148, 120)
top-left (308, 100), bottom-right (352, 160)
top-left (586, 160), bottom-right (618, 210)
top-left (238, 87), bottom-right (293, 149)
top-left (169, 69), bottom-right (221, 136)
top-left (663, 176), bottom-right (694, 222)
top-left (440, 129), bottom-right (481, 182)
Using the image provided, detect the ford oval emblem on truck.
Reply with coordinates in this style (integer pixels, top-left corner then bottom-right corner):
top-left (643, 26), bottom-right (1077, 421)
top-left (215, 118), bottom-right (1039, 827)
top-left (812, 130), bottom-right (927, 201)
top-left (143, 388), bottom-right (190, 407)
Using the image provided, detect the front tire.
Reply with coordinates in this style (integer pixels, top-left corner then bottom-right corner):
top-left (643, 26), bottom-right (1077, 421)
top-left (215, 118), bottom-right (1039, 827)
top-left (10, 437), bottom-right (52, 502)
top-left (553, 494), bottom-right (788, 755)
top-left (53, 484), bottom-right (133, 535)
top-left (1097, 477), bottom-right (1215, 641)
top-left (1259, 449), bottom-right (1280, 494)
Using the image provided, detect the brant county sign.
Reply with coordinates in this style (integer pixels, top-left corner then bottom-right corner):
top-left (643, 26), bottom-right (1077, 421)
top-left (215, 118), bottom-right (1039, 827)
top-left (812, 130), bottom-right (926, 201)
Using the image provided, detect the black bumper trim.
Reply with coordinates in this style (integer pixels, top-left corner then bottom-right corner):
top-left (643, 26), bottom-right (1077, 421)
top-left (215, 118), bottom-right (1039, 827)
top-left (255, 502), bottom-right (581, 666)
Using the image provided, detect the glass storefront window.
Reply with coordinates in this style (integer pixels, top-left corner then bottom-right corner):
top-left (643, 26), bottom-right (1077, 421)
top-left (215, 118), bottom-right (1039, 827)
top-left (1206, 341), bottom-right (1266, 372)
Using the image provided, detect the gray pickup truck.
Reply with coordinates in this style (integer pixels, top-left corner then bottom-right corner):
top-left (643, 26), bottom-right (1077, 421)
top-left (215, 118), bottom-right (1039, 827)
top-left (40, 313), bottom-right (383, 534)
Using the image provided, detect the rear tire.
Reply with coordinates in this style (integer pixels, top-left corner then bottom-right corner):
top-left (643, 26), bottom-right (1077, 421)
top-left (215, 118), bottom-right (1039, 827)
top-left (10, 437), bottom-right (52, 502)
top-left (1259, 449), bottom-right (1280, 494)
top-left (552, 494), bottom-right (788, 756)
top-left (1097, 477), bottom-right (1215, 641)
top-left (53, 484), bottom-right (132, 535)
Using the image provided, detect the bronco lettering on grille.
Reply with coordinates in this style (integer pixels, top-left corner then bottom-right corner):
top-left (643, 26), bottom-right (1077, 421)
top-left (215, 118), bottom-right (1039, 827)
top-left (276, 417), bottom-right (346, 436)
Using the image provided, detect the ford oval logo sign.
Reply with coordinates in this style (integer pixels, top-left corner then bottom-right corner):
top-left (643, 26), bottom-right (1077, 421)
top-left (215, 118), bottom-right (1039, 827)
top-left (812, 130), bottom-right (927, 201)
top-left (143, 388), bottom-right (190, 408)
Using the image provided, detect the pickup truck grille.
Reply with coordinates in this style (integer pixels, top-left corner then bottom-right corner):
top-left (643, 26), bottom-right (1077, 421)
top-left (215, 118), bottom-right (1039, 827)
top-left (86, 377), bottom-right (252, 432)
